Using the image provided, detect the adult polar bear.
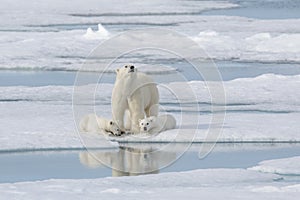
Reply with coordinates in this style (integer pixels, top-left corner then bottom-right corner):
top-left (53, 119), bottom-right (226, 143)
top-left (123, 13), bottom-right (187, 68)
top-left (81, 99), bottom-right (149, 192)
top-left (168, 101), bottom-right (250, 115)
top-left (112, 65), bottom-right (159, 133)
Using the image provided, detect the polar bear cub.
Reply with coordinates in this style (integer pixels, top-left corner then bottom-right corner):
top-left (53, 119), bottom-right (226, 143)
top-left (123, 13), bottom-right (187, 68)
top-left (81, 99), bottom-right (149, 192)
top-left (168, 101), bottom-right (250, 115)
top-left (139, 114), bottom-right (176, 134)
top-left (79, 114), bottom-right (121, 136)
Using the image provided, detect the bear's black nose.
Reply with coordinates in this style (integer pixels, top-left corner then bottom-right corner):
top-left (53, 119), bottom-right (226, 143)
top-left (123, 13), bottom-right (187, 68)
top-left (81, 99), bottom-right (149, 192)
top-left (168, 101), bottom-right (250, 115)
top-left (144, 127), bottom-right (147, 131)
top-left (130, 65), bottom-right (134, 70)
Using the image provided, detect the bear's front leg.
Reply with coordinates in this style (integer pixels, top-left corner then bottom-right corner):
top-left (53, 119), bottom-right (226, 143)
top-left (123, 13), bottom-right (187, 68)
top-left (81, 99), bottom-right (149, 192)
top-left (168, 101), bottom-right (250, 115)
top-left (112, 100), bottom-right (127, 132)
top-left (124, 110), bottom-right (131, 131)
top-left (128, 97), bottom-right (145, 134)
top-left (131, 111), bottom-right (144, 133)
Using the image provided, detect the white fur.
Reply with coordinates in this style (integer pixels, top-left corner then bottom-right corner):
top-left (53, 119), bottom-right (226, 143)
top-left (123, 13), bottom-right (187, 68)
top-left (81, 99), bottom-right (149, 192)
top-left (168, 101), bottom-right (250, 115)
top-left (139, 114), bottom-right (176, 134)
top-left (79, 114), bottom-right (121, 136)
top-left (112, 65), bottom-right (159, 133)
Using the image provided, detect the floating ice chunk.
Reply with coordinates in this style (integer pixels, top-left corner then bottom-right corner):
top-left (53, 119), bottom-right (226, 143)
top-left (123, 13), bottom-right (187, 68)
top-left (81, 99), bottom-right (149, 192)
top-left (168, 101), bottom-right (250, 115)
top-left (83, 24), bottom-right (110, 40)
top-left (0, 74), bottom-right (300, 150)
top-left (97, 24), bottom-right (109, 36)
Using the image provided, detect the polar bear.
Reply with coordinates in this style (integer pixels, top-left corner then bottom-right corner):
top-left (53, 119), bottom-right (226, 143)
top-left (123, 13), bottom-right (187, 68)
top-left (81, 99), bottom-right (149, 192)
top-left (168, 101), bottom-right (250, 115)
top-left (79, 114), bottom-right (121, 136)
top-left (139, 114), bottom-right (176, 134)
top-left (112, 65), bottom-right (159, 133)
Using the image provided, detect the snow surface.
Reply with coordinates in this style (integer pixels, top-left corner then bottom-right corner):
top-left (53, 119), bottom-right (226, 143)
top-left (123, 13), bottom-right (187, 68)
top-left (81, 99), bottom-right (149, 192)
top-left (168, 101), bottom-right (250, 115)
top-left (0, 74), bottom-right (299, 150)
top-left (0, 0), bottom-right (238, 27)
top-left (249, 156), bottom-right (300, 175)
top-left (2, 23), bottom-right (300, 70)
top-left (1, 168), bottom-right (299, 200)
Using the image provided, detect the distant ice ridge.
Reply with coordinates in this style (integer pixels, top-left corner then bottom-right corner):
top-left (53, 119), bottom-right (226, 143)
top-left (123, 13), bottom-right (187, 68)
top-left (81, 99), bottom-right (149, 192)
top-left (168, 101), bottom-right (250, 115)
top-left (2, 168), bottom-right (299, 200)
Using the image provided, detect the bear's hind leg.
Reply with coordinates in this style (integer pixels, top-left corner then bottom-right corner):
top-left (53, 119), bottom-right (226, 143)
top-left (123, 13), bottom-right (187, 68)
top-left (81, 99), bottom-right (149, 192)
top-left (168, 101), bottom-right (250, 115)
top-left (146, 103), bottom-right (159, 117)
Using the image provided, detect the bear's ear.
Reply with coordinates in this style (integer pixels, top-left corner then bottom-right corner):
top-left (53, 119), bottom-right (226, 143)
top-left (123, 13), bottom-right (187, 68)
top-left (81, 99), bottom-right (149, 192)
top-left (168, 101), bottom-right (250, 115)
top-left (115, 69), bottom-right (119, 74)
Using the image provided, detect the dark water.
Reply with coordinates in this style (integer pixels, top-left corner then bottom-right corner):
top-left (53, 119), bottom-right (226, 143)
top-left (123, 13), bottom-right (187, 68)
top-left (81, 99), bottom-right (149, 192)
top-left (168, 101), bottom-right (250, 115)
top-left (0, 143), bottom-right (299, 183)
top-left (1, 61), bottom-right (300, 86)
top-left (203, 0), bottom-right (300, 19)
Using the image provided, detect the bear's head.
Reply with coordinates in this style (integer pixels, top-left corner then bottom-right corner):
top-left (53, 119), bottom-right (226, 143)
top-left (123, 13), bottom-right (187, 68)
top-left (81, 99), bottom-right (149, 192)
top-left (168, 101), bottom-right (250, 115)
top-left (115, 65), bottom-right (137, 80)
top-left (139, 116), bottom-right (156, 132)
top-left (106, 120), bottom-right (122, 136)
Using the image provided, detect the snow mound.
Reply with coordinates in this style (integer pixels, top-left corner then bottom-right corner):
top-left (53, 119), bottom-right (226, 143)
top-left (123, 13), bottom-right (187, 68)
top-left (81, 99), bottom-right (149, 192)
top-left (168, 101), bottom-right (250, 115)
top-left (249, 156), bottom-right (300, 175)
top-left (192, 30), bottom-right (300, 62)
top-left (255, 34), bottom-right (300, 53)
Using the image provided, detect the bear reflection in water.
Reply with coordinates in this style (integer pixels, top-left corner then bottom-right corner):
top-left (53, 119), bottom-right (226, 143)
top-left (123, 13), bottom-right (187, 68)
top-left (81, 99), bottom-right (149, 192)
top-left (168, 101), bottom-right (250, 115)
top-left (79, 146), bottom-right (176, 176)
